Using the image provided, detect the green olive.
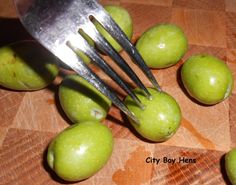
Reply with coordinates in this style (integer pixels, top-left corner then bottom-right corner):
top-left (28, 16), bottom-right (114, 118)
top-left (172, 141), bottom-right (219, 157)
top-left (124, 88), bottom-right (181, 142)
top-left (136, 24), bottom-right (188, 68)
top-left (225, 148), bottom-right (236, 185)
top-left (181, 54), bottom-right (233, 105)
top-left (59, 74), bottom-right (111, 123)
top-left (95, 5), bottom-right (133, 52)
top-left (47, 121), bottom-right (113, 181)
top-left (0, 41), bottom-right (59, 90)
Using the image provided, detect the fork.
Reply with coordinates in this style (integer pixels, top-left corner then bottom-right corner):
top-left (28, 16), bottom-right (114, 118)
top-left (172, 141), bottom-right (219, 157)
top-left (13, 0), bottom-right (162, 124)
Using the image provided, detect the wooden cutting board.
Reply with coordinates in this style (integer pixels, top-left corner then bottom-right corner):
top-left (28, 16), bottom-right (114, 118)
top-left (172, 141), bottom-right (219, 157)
top-left (0, 0), bottom-right (236, 184)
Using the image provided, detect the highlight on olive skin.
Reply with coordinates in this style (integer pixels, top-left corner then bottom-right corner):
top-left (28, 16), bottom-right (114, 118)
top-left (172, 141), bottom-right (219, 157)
top-left (124, 88), bottom-right (181, 142)
top-left (181, 54), bottom-right (234, 105)
top-left (136, 24), bottom-right (188, 69)
top-left (47, 121), bottom-right (114, 182)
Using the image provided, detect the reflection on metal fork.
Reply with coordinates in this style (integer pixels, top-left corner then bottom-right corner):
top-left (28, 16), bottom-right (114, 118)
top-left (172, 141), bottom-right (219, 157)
top-left (13, 0), bottom-right (162, 124)
top-left (67, 34), bottom-right (145, 110)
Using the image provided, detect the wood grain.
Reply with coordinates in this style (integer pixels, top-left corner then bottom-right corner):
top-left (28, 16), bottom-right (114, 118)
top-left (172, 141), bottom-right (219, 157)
top-left (171, 8), bottom-right (226, 48)
top-left (10, 88), bottom-right (68, 133)
top-left (0, 0), bottom-right (16, 18)
top-left (121, 0), bottom-right (173, 7)
top-left (150, 146), bottom-right (227, 185)
top-left (227, 49), bottom-right (236, 94)
top-left (226, 12), bottom-right (236, 49)
top-left (0, 0), bottom-right (235, 184)
top-left (121, 3), bottom-right (172, 37)
top-left (173, 0), bottom-right (225, 11)
top-left (229, 94), bottom-right (236, 148)
top-left (0, 129), bottom-right (56, 185)
top-left (225, 0), bottom-right (236, 13)
top-left (0, 89), bottom-right (25, 127)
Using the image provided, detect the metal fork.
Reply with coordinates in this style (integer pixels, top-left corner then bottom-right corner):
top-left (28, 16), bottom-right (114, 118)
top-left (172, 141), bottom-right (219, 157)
top-left (14, 0), bottom-right (162, 123)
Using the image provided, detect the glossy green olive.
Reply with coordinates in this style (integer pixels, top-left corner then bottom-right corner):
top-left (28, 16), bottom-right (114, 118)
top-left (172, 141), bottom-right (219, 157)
top-left (136, 24), bottom-right (188, 68)
top-left (124, 88), bottom-right (181, 142)
top-left (225, 148), bottom-right (236, 185)
top-left (181, 54), bottom-right (234, 105)
top-left (95, 5), bottom-right (133, 52)
top-left (47, 121), bottom-right (113, 182)
top-left (0, 41), bottom-right (59, 90)
top-left (59, 74), bottom-right (111, 123)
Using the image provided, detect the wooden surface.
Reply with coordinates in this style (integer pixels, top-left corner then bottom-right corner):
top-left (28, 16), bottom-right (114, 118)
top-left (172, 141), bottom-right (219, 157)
top-left (0, 0), bottom-right (236, 184)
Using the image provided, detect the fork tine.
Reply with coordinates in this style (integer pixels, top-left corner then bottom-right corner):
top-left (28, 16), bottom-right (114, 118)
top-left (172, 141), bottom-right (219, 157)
top-left (14, 0), bottom-right (144, 123)
top-left (67, 34), bottom-right (145, 109)
top-left (93, 8), bottom-right (162, 92)
top-left (56, 44), bottom-right (140, 124)
top-left (81, 21), bottom-right (152, 99)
